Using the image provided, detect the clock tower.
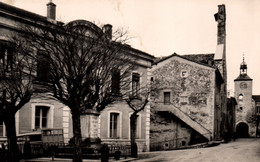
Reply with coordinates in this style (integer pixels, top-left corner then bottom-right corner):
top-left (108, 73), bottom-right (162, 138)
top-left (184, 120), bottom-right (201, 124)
top-left (234, 57), bottom-right (253, 137)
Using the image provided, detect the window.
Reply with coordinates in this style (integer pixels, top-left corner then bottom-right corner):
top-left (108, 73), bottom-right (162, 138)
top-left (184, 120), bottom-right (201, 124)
top-left (35, 106), bottom-right (49, 129)
top-left (132, 73), bottom-right (140, 97)
top-left (37, 52), bottom-right (50, 82)
top-left (110, 113), bottom-right (119, 138)
top-left (238, 94), bottom-right (243, 100)
top-left (111, 69), bottom-right (120, 94)
top-left (256, 107), bottom-right (260, 114)
top-left (0, 45), bottom-right (14, 72)
top-left (181, 70), bottom-right (188, 78)
top-left (129, 114), bottom-right (141, 139)
top-left (240, 107), bottom-right (243, 111)
top-left (164, 92), bottom-right (171, 104)
top-left (180, 96), bottom-right (188, 104)
top-left (0, 120), bottom-right (3, 137)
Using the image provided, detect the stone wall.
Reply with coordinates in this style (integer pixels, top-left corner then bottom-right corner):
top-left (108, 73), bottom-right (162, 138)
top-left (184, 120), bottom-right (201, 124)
top-left (152, 57), bottom-right (215, 133)
top-left (150, 56), bottom-right (216, 150)
top-left (234, 80), bottom-right (256, 137)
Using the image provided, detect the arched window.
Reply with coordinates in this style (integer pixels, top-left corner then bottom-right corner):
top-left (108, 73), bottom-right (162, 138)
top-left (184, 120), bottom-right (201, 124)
top-left (238, 94), bottom-right (243, 100)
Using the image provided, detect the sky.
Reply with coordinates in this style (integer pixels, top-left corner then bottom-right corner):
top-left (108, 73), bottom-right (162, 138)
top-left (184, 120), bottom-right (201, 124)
top-left (1, 0), bottom-right (260, 95)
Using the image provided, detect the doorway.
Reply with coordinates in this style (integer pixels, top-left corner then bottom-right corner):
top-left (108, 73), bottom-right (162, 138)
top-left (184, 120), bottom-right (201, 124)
top-left (236, 122), bottom-right (249, 138)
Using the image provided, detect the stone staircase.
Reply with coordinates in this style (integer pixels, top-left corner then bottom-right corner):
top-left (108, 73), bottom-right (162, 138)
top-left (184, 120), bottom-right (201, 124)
top-left (155, 103), bottom-right (212, 141)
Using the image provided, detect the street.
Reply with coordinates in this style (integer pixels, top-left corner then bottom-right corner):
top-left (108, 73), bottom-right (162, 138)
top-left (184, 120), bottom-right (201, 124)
top-left (137, 138), bottom-right (260, 162)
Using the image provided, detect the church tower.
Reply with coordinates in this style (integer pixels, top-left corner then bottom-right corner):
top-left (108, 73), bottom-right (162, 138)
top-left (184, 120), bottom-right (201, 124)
top-left (234, 57), bottom-right (253, 137)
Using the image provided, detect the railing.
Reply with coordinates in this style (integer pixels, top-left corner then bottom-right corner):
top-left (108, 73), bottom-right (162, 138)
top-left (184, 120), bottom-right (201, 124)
top-left (108, 144), bottom-right (131, 158)
top-left (18, 142), bottom-right (132, 159)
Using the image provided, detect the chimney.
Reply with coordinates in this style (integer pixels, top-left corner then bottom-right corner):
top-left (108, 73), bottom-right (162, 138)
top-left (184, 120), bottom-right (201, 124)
top-left (102, 24), bottom-right (112, 40)
top-left (47, 0), bottom-right (56, 20)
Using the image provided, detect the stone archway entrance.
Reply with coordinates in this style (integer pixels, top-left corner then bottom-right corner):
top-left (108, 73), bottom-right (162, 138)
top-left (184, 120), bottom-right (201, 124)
top-left (236, 122), bottom-right (249, 138)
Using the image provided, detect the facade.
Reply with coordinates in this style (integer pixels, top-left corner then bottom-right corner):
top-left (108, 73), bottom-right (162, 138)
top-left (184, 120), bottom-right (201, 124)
top-left (0, 0), bottom-right (70, 143)
top-left (0, 1), bottom-right (154, 151)
top-left (149, 4), bottom-right (229, 151)
top-left (150, 53), bottom-right (224, 150)
top-left (99, 48), bottom-right (153, 151)
top-left (252, 95), bottom-right (260, 137)
top-left (234, 58), bottom-right (258, 137)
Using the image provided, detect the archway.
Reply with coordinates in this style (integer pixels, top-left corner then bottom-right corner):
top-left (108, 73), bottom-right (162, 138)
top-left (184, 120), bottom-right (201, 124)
top-left (236, 122), bottom-right (249, 138)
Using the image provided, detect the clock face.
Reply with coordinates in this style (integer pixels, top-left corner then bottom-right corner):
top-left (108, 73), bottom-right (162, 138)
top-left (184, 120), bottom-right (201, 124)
top-left (240, 82), bottom-right (247, 89)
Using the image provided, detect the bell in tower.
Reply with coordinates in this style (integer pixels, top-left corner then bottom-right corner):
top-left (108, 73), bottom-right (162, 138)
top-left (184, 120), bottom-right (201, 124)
top-left (240, 56), bottom-right (247, 75)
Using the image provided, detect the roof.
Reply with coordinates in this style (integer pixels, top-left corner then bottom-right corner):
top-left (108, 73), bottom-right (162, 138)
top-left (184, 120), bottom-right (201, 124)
top-left (0, 2), bottom-right (154, 63)
top-left (234, 74), bottom-right (252, 81)
top-left (123, 44), bottom-right (155, 62)
top-left (154, 53), bottom-right (215, 68)
top-left (0, 2), bottom-right (61, 25)
top-left (182, 54), bottom-right (215, 65)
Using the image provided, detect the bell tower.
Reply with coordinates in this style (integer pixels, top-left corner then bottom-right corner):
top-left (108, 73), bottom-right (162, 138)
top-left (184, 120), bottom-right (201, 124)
top-left (234, 56), bottom-right (253, 137)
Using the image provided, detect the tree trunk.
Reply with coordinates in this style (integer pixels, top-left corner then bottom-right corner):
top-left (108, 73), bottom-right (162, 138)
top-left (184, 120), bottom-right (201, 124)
top-left (130, 113), bottom-right (138, 157)
top-left (4, 114), bottom-right (20, 162)
top-left (71, 110), bottom-right (83, 162)
top-left (256, 116), bottom-right (259, 137)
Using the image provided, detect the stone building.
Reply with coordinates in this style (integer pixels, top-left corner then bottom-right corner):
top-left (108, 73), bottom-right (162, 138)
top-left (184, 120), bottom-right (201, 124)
top-left (0, 1), bottom-right (154, 151)
top-left (150, 53), bottom-right (224, 150)
top-left (149, 4), bottom-right (229, 151)
top-left (234, 57), bottom-right (259, 137)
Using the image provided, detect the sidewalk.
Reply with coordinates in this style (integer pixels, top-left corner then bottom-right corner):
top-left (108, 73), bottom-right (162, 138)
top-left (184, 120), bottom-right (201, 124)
top-left (20, 141), bottom-right (222, 162)
top-left (20, 157), bottom-right (137, 162)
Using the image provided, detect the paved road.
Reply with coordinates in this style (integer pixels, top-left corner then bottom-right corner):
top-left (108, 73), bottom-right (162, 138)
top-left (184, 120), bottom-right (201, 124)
top-left (137, 138), bottom-right (260, 162)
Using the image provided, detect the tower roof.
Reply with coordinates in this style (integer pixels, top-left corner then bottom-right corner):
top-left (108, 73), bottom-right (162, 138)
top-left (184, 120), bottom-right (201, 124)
top-left (240, 55), bottom-right (247, 71)
top-left (234, 74), bottom-right (252, 81)
top-left (234, 55), bottom-right (252, 81)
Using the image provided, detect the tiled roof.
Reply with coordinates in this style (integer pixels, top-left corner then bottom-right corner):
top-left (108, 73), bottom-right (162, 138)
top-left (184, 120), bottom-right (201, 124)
top-left (154, 53), bottom-right (215, 67)
top-left (182, 54), bottom-right (215, 65)
top-left (234, 74), bottom-right (252, 81)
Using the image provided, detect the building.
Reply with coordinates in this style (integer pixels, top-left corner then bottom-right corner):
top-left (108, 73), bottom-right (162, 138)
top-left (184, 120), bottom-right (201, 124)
top-left (149, 4), bottom-right (229, 151)
top-left (252, 95), bottom-right (260, 137)
top-left (0, 1), bottom-right (154, 151)
top-left (150, 53), bottom-right (224, 150)
top-left (234, 57), bottom-right (259, 137)
top-left (99, 46), bottom-right (153, 152)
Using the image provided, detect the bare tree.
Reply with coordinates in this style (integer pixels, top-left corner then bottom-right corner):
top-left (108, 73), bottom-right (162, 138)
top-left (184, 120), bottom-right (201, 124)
top-left (16, 20), bottom-right (135, 162)
top-left (0, 39), bottom-right (35, 162)
top-left (125, 86), bottom-right (149, 157)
